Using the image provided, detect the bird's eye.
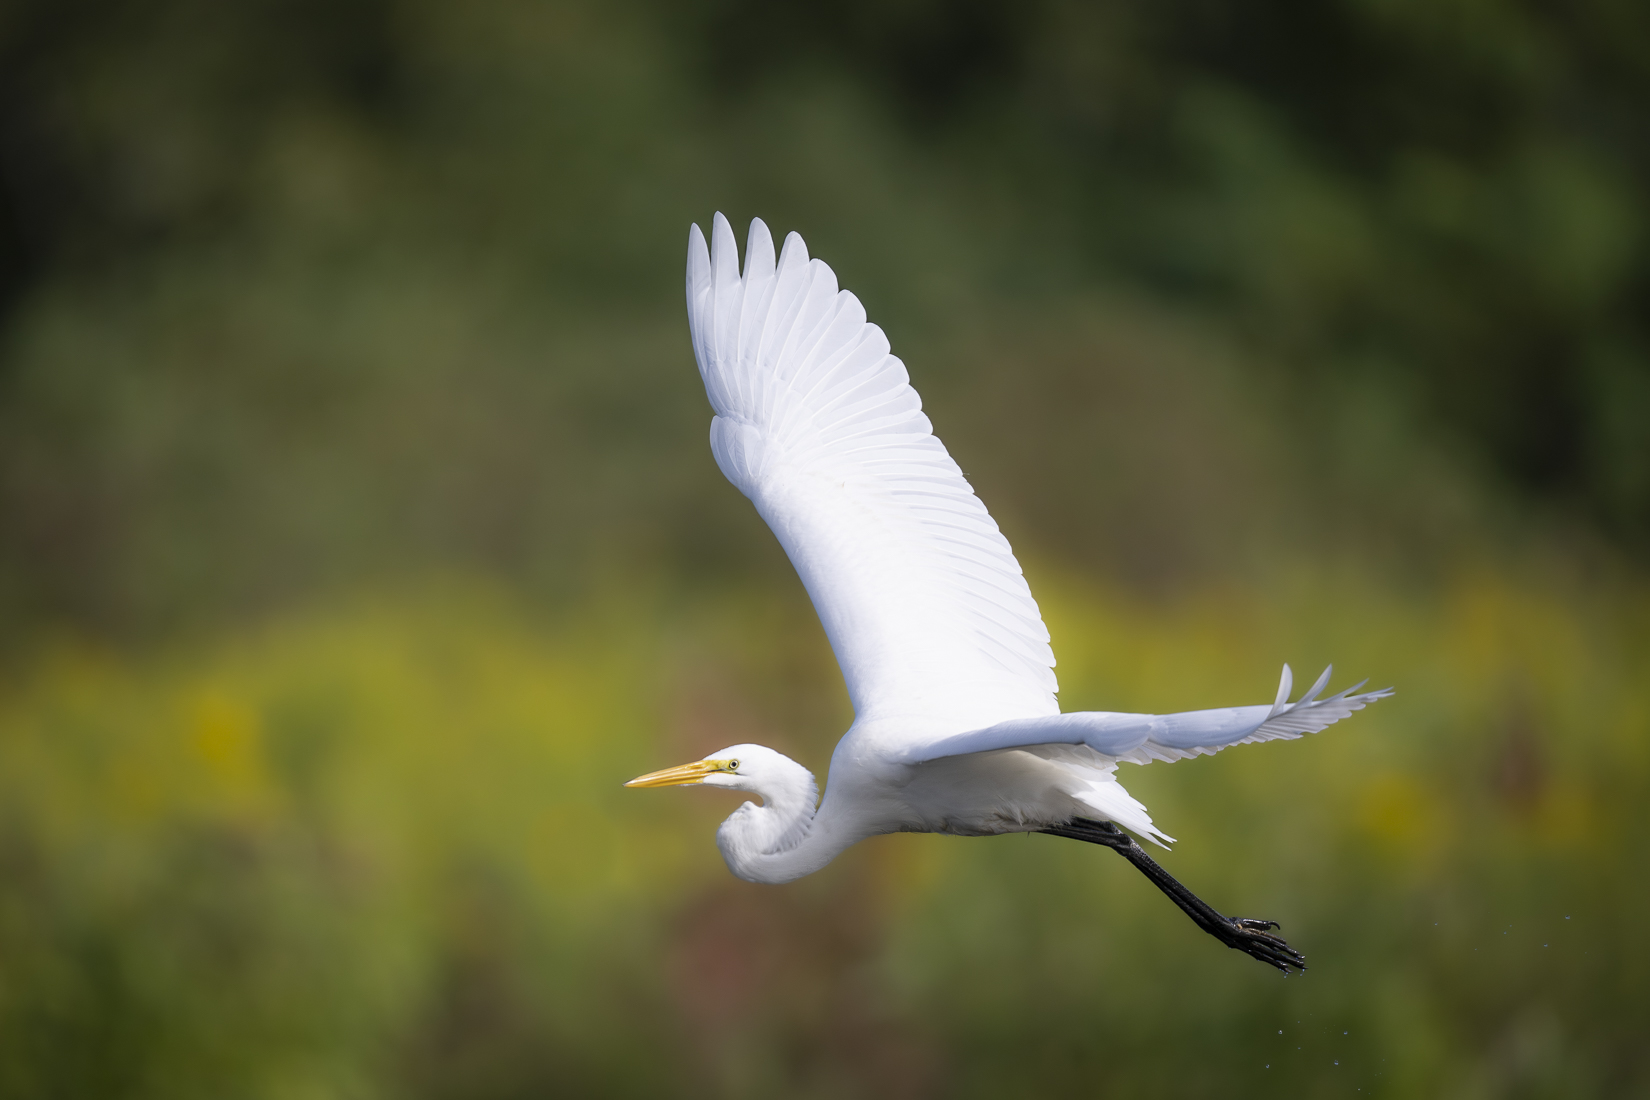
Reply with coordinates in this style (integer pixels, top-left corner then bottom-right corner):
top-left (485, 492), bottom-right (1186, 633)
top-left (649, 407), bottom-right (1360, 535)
top-left (726, 759), bottom-right (739, 771)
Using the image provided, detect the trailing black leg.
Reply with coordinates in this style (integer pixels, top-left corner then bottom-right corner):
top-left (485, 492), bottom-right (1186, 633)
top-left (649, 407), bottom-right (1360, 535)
top-left (1040, 817), bottom-right (1306, 974)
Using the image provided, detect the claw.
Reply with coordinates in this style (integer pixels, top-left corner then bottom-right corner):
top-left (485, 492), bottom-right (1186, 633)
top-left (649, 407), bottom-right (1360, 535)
top-left (1216, 916), bottom-right (1306, 973)
top-left (1233, 917), bottom-right (1281, 932)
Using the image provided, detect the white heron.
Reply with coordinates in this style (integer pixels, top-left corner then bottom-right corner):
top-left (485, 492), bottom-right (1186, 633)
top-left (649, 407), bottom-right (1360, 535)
top-left (628, 214), bottom-right (1390, 972)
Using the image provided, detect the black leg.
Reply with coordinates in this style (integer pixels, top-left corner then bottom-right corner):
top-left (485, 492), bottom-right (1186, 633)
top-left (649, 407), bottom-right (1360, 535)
top-left (1040, 818), bottom-right (1307, 974)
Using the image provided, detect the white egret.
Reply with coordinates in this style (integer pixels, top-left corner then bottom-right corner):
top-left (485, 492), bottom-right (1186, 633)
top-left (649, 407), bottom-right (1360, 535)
top-left (628, 214), bottom-right (1391, 972)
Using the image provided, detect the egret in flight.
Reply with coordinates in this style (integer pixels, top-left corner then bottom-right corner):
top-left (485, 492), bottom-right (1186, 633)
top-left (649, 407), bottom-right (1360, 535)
top-left (629, 214), bottom-right (1390, 972)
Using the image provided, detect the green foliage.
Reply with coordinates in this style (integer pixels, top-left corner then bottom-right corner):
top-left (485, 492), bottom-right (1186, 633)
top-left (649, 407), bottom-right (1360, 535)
top-left (0, 573), bottom-right (1644, 1097)
top-left (1, 0), bottom-right (1647, 646)
top-left (0, 0), bottom-right (1647, 1094)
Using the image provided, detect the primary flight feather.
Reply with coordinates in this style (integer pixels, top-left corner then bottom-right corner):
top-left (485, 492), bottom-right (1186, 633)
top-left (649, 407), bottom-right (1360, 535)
top-left (629, 213), bottom-right (1391, 972)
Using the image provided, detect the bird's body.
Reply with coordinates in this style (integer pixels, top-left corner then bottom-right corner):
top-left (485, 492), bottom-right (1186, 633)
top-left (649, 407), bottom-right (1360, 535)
top-left (629, 214), bottom-right (1391, 970)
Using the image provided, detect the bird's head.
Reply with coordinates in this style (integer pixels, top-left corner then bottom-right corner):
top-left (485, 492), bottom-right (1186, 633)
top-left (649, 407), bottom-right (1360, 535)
top-left (627, 743), bottom-right (822, 884)
top-left (624, 743), bottom-right (813, 804)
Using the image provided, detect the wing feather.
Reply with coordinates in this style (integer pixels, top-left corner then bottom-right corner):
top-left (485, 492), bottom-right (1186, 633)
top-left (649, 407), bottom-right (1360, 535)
top-left (891, 665), bottom-right (1393, 766)
top-left (687, 214), bottom-right (1057, 728)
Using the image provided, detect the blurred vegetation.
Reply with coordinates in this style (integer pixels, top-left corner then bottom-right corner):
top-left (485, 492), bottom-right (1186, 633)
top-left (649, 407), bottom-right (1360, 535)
top-left (0, 0), bottom-right (1646, 1096)
top-left (0, 577), bottom-right (1645, 1097)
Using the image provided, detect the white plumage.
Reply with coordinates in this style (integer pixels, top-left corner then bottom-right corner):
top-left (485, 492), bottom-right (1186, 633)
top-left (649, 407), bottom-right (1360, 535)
top-left (631, 214), bottom-right (1390, 971)
top-left (688, 213), bottom-right (1057, 732)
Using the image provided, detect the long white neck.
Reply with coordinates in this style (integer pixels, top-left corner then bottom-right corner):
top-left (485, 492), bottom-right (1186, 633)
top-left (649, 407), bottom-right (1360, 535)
top-left (713, 760), bottom-right (859, 885)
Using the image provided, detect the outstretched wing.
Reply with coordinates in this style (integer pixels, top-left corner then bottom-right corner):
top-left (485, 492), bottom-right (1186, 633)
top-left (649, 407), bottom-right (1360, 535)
top-left (687, 214), bottom-right (1058, 729)
top-left (890, 664), bottom-right (1392, 766)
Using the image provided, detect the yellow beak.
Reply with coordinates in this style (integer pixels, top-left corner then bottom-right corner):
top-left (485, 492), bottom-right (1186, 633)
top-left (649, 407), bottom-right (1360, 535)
top-left (624, 758), bottom-right (727, 788)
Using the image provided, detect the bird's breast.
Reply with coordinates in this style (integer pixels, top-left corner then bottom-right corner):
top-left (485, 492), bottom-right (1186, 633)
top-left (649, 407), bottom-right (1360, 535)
top-left (837, 748), bottom-right (1092, 837)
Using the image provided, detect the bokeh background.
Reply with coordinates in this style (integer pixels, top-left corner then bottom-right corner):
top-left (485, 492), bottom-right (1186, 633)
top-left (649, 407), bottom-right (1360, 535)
top-left (1, 0), bottom-right (1647, 1096)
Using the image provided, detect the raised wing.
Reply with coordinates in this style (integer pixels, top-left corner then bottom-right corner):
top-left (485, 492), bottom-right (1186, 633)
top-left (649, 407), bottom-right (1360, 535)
top-left (687, 214), bottom-right (1058, 729)
top-left (889, 664), bottom-right (1392, 766)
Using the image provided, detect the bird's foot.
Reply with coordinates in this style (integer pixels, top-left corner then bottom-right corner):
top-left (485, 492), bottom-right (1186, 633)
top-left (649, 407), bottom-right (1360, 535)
top-left (1209, 916), bottom-right (1306, 974)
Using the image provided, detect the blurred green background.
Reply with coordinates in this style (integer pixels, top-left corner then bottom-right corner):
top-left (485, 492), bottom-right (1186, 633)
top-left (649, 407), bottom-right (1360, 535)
top-left (0, 0), bottom-right (1647, 1096)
